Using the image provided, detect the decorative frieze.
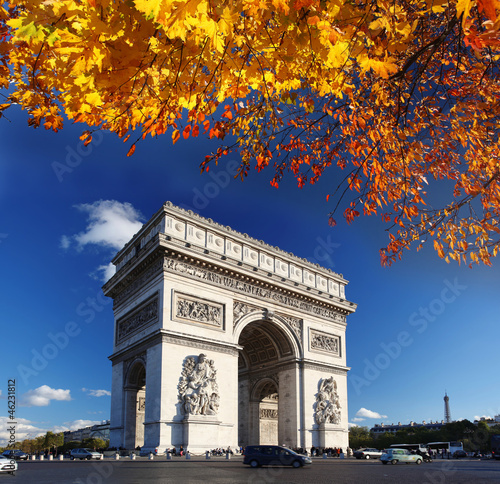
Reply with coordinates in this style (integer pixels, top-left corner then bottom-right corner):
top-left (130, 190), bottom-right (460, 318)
top-left (164, 257), bottom-right (347, 323)
top-left (117, 296), bottom-right (159, 343)
top-left (310, 329), bottom-right (341, 357)
top-left (174, 292), bottom-right (224, 330)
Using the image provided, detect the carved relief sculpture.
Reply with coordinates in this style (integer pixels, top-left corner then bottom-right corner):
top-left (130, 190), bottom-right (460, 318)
top-left (178, 354), bottom-right (220, 416)
top-left (310, 329), bottom-right (340, 357)
top-left (117, 297), bottom-right (159, 342)
top-left (175, 293), bottom-right (223, 328)
top-left (314, 376), bottom-right (341, 425)
top-left (260, 408), bottom-right (279, 419)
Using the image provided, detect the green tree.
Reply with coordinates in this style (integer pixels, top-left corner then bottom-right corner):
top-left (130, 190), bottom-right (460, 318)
top-left (348, 426), bottom-right (373, 450)
top-left (81, 438), bottom-right (108, 451)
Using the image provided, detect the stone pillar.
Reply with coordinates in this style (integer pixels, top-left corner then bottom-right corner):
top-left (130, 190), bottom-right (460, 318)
top-left (109, 361), bottom-right (125, 449)
top-left (142, 342), bottom-right (164, 453)
top-left (183, 415), bottom-right (221, 454)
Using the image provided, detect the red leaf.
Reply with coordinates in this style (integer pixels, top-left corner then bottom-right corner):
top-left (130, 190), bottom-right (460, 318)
top-left (328, 216), bottom-right (337, 227)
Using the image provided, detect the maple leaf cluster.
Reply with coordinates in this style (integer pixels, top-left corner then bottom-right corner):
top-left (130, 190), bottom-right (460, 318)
top-left (1, 0), bottom-right (500, 266)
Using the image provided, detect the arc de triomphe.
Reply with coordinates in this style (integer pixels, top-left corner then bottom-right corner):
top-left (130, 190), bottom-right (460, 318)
top-left (104, 202), bottom-right (356, 453)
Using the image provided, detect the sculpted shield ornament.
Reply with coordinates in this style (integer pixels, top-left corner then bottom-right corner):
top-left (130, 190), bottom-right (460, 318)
top-left (178, 354), bottom-right (220, 416)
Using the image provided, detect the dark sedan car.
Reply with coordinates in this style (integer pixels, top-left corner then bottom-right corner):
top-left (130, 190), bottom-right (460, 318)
top-left (2, 450), bottom-right (28, 461)
top-left (243, 445), bottom-right (312, 468)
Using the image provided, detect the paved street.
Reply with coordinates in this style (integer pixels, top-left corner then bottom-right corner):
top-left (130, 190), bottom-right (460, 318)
top-left (5, 457), bottom-right (500, 484)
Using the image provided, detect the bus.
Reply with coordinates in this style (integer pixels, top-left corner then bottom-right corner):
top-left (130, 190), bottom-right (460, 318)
top-left (492, 435), bottom-right (500, 460)
top-left (427, 441), bottom-right (463, 456)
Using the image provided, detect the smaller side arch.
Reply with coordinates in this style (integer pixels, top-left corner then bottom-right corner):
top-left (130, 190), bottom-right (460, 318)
top-left (123, 357), bottom-right (147, 450)
top-left (124, 357), bottom-right (146, 389)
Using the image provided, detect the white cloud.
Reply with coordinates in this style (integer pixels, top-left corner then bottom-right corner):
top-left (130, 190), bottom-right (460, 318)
top-left (82, 388), bottom-right (111, 397)
top-left (63, 200), bottom-right (143, 251)
top-left (356, 407), bottom-right (388, 419)
top-left (352, 417), bottom-right (365, 422)
top-left (474, 415), bottom-right (493, 421)
top-left (52, 419), bottom-right (101, 433)
top-left (60, 235), bottom-right (71, 249)
top-left (91, 263), bottom-right (116, 283)
top-left (21, 385), bottom-right (71, 407)
top-left (348, 422), bottom-right (359, 428)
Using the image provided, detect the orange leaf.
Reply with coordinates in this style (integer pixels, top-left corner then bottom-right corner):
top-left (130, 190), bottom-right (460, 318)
top-left (172, 129), bottom-right (180, 144)
top-left (192, 124), bottom-right (200, 137)
top-left (328, 216), bottom-right (337, 227)
top-left (127, 144), bottom-right (136, 157)
top-left (183, 125), bottom-right (191, 139)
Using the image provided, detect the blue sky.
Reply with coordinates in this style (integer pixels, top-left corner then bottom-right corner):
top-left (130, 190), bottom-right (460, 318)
top-left (1, 105), bottom-right (499, 445)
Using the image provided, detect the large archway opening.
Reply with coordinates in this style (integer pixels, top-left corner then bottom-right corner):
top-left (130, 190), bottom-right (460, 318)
top-left (123, 360), bottom-right (146, 450)
top-left (237, 320), bottom-right (295, 447)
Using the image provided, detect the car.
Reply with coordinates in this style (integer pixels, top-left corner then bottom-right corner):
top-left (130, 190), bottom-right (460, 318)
top-left (380, 448), bottom-right (423, 465)
top-left (453, 450), bottom-right (467, 458)
top-left (243, 445), bottom-right (312, 468)
top-left (353, 448), bottom-right (383, 459)
top-left (0, 455), bottom-right (18, 475)
top-left (69, 448), bottom-right (104, 460)
top-left (2, 449), bottom-right (28, 460)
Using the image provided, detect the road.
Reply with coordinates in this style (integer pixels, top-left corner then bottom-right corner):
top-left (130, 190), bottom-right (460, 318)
top-left (5, 456), bottom-right (500, 484)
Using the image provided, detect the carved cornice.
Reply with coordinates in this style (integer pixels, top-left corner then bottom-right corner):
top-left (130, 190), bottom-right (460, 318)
top-left (112, 201), bottom-right (347, 280)
top-left (301, 360), bottom-right (350, 375)
top-left (162, 254), bottom-right (348, 323)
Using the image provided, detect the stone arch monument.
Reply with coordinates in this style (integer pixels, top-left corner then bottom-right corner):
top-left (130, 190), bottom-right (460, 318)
top-left (104, 202), bottom-right (356, 453)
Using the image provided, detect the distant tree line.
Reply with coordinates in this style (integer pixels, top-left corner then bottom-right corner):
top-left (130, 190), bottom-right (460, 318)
top-left (0, 431), bottom-right (109, 455)
top-left (349, 420), bottom-right (500, 452)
